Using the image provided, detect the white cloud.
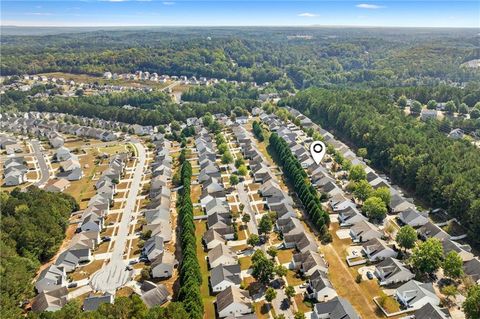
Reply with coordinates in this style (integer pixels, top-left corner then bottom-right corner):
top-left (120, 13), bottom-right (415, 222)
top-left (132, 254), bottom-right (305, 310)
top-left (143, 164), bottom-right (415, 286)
top-left (26, 12), bottom-right (53, 16)
top-left (356, 4), bottom-right (384, 9)
top-left (298, 13), bottom-right (318, 17)
top-left (163, 1), bottom-right (175, 5)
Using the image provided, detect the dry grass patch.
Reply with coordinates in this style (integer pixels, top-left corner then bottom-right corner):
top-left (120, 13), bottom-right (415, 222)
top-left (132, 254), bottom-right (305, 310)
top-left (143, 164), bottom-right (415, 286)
top-left (286, 270), bottom-right (305, 286)
top-left (239, 256), bottom-right (252, 271)
top-left (106, 213), bottom-right (120, 224)
top-left (294, 294), bottom-right (312, 313)
top-left (116, 286), bottom-right (135, 297)
top-left (191, 185), bottom-right (201, 203)
top-left (69, 260), bottom-right (104, 281)
top-left (95, 242), bottom-right (110, 254)
top-left (277, 249), bottom-right (294, 264)
top-left (254, 300), bottom-right (271, 319)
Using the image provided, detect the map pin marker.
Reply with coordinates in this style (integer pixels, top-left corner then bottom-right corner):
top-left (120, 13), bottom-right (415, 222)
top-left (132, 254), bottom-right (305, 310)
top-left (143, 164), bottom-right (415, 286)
top-left (310, 141), bottom-right (326, 165)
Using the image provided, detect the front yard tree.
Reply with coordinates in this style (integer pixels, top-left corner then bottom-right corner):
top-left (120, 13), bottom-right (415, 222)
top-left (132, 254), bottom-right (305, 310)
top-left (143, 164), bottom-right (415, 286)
top-left (267, 246), bottom-right (278, 258)
top-left (259, 214), bottom-right (273, 236)
top-left (397, 95), bottom-right (407, 108)
top-left (238, 165), bottom-right (248, 176)
top-left (411, 100), bottom-right (422, 114)
top-left (445, 100), bottom-right (457, 114)
top-left (265, 287), bottom-right (277, 303)
top-left (372, 187), bottom-right (391, 206)
top-left (275, 265), bottom-right (288, 277)
top-left (426, 100), bottom-right (437, 109)
top-left (362, 196), bottom-right (387, 221)
top-left (229, 175), bottom-right (239, 185)
top-left (410, 238), bottom-right (443, 274)
top-left (242, 213), bottom-right (251, 224)
top-left (285, 285), bottom-right (296, 299)
top-left (221, 151), bottom-right (233, 164)
top-left (251, 250), bottom-right (275, 285)
top-left (247, 234), bottom-right (260, 247)
top-left (443, 251), bottom-right (463, 279)
top-left (463, 284), bottom-right (480, 319)
top-left (396, 225), bottom-right (417, 251)
top-left (353, 180), bottom-right (373, 202)
top-left (348, 164), bottom-right (366, 182)
top-left (294, 312), bottom-right (306, 319)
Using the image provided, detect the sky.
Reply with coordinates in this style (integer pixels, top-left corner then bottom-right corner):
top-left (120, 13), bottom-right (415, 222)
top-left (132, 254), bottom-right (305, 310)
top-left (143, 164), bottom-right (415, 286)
top-left (1, 0), bottom-right (479, 28)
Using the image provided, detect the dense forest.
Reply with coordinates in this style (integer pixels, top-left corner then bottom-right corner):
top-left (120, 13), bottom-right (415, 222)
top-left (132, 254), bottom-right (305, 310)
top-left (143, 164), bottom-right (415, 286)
top-left (280, 88), bottom-right (480, 241)
top-left (0, 187), bottom-right (78, 318)
top-left (1, 27), bottom-right (479, 88)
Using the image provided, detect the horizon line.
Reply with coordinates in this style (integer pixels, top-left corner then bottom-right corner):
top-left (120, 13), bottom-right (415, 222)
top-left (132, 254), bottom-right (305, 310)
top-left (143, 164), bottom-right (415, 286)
top-left (2, 24), bottom-right (478, 29)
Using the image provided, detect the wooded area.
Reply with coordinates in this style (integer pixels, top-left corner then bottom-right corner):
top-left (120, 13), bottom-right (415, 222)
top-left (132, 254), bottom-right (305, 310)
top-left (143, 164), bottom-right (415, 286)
top-left (1, 187), bottom-right (78, 318)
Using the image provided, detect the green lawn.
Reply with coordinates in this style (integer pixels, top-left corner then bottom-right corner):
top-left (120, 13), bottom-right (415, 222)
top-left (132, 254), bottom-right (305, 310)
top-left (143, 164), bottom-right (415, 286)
top-left (195, 220), bottom-right (216, 319)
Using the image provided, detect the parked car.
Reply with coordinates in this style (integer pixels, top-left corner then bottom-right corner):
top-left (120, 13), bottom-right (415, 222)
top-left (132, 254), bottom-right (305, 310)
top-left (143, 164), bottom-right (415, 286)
top-left (129, 259), bottom-right (138, 265)
top-left (68, 282), bottom-right (78, 288)
top-left (366, 271), bottom-right (373, 280)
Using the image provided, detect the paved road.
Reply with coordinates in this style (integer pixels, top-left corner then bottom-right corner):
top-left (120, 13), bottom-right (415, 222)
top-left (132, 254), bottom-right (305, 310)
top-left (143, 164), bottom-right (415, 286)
top-left (31, 140), bottom-right (50, 187)
top-left (236, 182), bottom-right (259, 235)
top-left (90, 141), bottom-right (147, 293)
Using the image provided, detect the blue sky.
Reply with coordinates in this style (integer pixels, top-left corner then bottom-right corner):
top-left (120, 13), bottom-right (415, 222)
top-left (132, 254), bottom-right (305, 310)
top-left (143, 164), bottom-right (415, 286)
top-left (1, 1), bottom-right (479, 27)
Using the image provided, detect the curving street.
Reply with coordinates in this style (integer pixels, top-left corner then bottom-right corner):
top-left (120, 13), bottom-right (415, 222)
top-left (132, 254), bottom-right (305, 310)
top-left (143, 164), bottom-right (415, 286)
top-left (90, 140), bottom-right (147, 293)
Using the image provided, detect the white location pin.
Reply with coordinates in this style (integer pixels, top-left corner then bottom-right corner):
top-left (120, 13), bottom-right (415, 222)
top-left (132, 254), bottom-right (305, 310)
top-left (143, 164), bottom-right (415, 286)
top-left (310, 141), bottom-right (326, 165)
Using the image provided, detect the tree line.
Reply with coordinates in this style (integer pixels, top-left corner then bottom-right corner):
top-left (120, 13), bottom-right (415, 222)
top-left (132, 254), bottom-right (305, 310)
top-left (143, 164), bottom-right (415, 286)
top-left (1, 187), bottom-right (78, 318)
top-left (268, 133), bottom-right (331, 242)
top-left (176, 159), bottom-right (204, 319)
top-left (281, 88), bottom-right (480, 242)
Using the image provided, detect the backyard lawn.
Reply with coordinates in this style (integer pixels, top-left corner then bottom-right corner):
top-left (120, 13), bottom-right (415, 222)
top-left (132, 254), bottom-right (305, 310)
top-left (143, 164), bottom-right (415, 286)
top-left (194, 220), bottom-right (216, 319)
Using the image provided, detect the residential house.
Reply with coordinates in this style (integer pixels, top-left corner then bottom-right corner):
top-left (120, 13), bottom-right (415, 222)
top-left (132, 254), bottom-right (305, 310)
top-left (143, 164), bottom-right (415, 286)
top-left (411, 302), bottom-right (450, 319)
top-left (44, 179), bottom-right (71, 192)
top-left (306, 270), bottom-right (337, 302)
top-left (55, 245), bottom-right (91, 272)
top-left (417, 222), bottom-right (450, 241)
top-left (202, 228), bottom-right (226, 250)
top-left (395, 280), bottom-right (439, 311)
top-left (141, 282), bottom-right (170, 308)
top-left (420, 110), bottom-right (437, 121)
top-left (463, 258), bottom-right (480, 284)
top-left (143, 235), bottom-right (165, 261)
top-left (362, 238), bottom-right (398, 262)
top-left (210, 264), bottom-right (242, 293)
top-left (337, 207), bottom-right (367, 227)
top-left (150, 251), bottom-right (176, 279)
top-left (374, 257), bottom-right (414, 286)
top-left (442, 239), bottom-right (474, 262)
top-left (293, 250), bottom-right (328, 277)
top-left (311, 296), bottom-right (360, 319)
top-left (216, 286), bottom-right (253, 318)
top-left (398, 209), bottom-right (429, 227)
top-left (83, 293), bottom-right (114, 311)
top-left (350, 220), bottom-right (383, 243)
top-left (390, 193), bottom-right (416, 213)
top-left (448, 128), bottom-right (464, 139)
top-left (208, 243), bottom-right (238, 268)
top-left (31, 287), bottom-right (68, 312)
top-left (35, 265), bottom-right (67, 293)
